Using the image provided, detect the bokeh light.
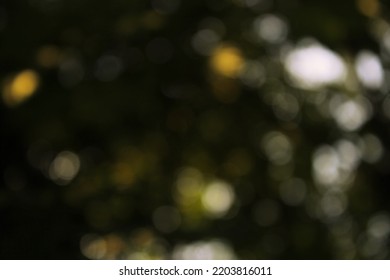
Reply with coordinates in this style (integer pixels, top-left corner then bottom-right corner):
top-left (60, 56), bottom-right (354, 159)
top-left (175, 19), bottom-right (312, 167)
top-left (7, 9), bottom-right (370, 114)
top-left (209, 44), bottom-right (244, 78)
top-left (201, 180), bottom-right (235, 218)
top-left (2, 70), bottom-right (40, 106)
top-left (284, 41), bottom-right (347, 89)
top-left (172, 240), bottom-right (236, 260)
top-left (355, 50), bottom-right (384, 89)
top-left (253, 14), bottom-right (288, 44)
top-left (49, 151), bottom-right (81, 185)
top-left (330, 96), bottom-right (371, 132)
top-left (2, 0), bottom-right (390, 261)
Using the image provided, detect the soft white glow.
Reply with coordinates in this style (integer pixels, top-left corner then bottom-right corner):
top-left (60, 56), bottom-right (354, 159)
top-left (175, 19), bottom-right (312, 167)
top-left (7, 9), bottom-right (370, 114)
top-left (49, 151), bottom-right (80, 184)
top-left (253, 14), bottom-right (288, 44)
top-left (313, 146), bottom-right (340, 186)
top-left (202, 180), bottom-right (235, 218)
top-left (313, 140), bottom-right (363, 188)
top-left (172, 240), bottom-right (236, 260)
top-left (355, 50), bottom-right (384, 89)
top-left (284, 42), bottom-right (346, 89)
top-left (335, 140), bottom-right (361, 172)
top-left (331, 97), bottom-right (371, 131)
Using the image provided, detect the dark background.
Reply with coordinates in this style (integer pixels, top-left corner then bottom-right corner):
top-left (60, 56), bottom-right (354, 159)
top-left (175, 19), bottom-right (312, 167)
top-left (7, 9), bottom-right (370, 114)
top-left (1, 0), bottom-right (390, 259)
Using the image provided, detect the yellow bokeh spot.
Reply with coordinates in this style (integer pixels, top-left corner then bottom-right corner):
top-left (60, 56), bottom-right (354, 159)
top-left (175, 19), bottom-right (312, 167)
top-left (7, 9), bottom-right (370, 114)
top-left (2, 70), bottom-right (40, 107)
top-left (210, 44), bottom-right (244, 78)
top-left (356, 0), bottom-right (380, 17)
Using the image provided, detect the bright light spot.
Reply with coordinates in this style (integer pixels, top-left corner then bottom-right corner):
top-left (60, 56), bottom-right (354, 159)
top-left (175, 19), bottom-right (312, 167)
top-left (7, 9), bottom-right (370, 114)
top-left (9, 71), bottom-right (39, 98)
top-left (262, 131), bottom-right (293, 165)
top-left (253, 199), bottom-right (280, 226)
top-left (2, 70), bottom-right (40, 106)
top-left (172, 240), bottom-right (236, 259)
top-left (49, 151), bottom-right (80, 184)
top-left (367, 213), bottom-right (390, 239)
top-left (202, 180), bottom-right (235, 218)
top-left (355, 50), bottom-right (384, 89)
top-left (313, 146), bottom-right (340, 186)
top-left (313, 141), bottom-right (362, 188)
top-left (360, 134), bottom-right (383, 163)
top-left (210, 44), bottom-right (244, 78)
top-left (279, 178), bottom-right (306, 206)
top-left (253, 14), bottom-right (288, 44)
top-left (284, 41), bottom-right (346, 89)
top-left (239, 60), bottom-right (266, 88)
top-left (152, 206), bottom-right (181, 233)
top-left (330, 97), bottom-right (371, 131)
